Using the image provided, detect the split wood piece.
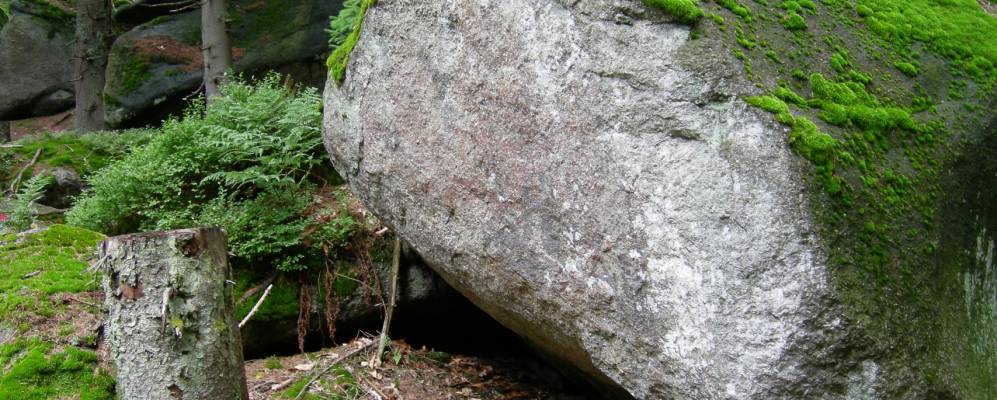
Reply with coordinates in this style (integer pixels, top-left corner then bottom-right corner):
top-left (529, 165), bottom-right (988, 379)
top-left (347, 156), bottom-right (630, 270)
top-left (100, 228), bottom-right (249, 400)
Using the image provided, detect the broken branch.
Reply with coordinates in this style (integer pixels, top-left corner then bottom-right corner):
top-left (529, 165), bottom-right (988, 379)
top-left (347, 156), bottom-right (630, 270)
top-left (239, 283), bottom-right (273, 328)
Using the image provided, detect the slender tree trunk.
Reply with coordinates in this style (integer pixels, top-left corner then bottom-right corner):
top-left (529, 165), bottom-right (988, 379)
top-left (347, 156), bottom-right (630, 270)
top-left (74, 0), bottom-right (112, 133)
top-left (100, 228), bottom-right (249, 400)
top-left (0, 121), bottom-right (9, 143)
top-left (201, 0), bottom-right (232, 101)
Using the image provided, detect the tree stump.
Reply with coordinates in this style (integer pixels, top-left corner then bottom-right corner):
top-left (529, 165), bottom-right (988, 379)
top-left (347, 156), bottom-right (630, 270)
top-left (1, 121), bottom-right (9, 143)
top-left (100, 228), bottom-right (249, 400)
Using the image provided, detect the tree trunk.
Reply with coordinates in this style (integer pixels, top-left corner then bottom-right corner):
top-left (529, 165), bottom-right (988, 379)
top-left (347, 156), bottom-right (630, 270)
top-left (1, 121), bottom-right (9, 143)
top-left (74, 0), bottom-right (112, 133)
top-left (100, 228), bottom-right (249, 400)
top-left (201, 0), bottom-right (232, 101)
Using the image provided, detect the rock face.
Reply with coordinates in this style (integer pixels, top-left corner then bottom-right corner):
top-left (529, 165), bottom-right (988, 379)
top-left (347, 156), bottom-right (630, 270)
top-left (104, 0), bottom-right (344, 126)
top-left (323, 1), bottom-right (845, 398)
top-left (40, 167), bottom-right (84, 209)
top-left (0, 1), bottom-right (75, 120)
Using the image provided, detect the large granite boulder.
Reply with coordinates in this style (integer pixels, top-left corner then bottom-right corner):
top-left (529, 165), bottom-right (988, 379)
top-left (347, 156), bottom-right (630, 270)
top-left (0, 0), bottom-right (75, 120)
top-left (104, 0), bottom-right (344, 126)
top-left (322, 0), bottom-right (996, 399)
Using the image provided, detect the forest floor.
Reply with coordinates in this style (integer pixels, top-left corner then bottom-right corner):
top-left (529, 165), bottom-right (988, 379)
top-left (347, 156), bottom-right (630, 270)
top-left (245, 336), bottom-right (579, 400)
top-left (0, 224), bottom-right (585, 399)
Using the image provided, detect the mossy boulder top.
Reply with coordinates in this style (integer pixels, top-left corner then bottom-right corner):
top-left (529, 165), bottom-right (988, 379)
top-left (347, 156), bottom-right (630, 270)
top-left (103, 0), bottom-right (345, 127)
top-left (0, 0), bottom-right (75, 120)
top-left (321, 0), bottom-right (996, 398)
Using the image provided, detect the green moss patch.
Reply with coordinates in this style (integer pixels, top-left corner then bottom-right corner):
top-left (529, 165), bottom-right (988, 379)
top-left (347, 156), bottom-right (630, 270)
top-left (644, 0), bottom-right (705, 24)
top-left (691, 0), bottom-right (996, 395)
top-left (0, 225), bottom-right (104, 329)
top-left (326, 0), bottom-right (377, 85)
top-left (0, 339), bottom-right (114, 400)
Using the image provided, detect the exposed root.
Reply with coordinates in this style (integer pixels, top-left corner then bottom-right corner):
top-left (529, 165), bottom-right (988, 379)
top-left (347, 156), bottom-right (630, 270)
top-left (297, 276), bottom-right (312, 353)
top-left (322, 264), bottom-right (342, 342)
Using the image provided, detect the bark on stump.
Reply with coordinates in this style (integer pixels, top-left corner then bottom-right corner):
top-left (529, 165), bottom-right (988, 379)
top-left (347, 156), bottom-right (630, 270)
top-left (0, 121), bottom-right (9, 143)
top-left (100, 228), bottom-right (249, 400)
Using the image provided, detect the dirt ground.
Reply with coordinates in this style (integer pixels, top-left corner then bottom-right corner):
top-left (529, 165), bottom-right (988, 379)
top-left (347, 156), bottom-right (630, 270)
top-left (244, 336), bottom-right (586, 400)
top-left (8, 110), bottom-right (73, 141)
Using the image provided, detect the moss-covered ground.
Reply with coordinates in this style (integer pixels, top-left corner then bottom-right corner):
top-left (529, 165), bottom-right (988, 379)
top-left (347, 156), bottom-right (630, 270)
top-left (0, 224), bottom-right (103, 334)
top-left (0, 339), bottom-right (114, 399)
top-left (657, 0), bottom-right (996, 396)
top-left (0, 225), bottom-right (113, 399)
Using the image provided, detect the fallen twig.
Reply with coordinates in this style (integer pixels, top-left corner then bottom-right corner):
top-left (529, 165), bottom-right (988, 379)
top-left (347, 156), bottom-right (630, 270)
top-left (21, 270), bottom-right (41, 279)
top-left (371, 237), bottom-right (401, 369)
top-left (358, 371), bottom-right (391, 400)
top-left (9, 148), bottom-right (42, 194)
top-left (239, 284), bottom-right (273, 328)
top-left (270, 377), bottom-right (296, 392)
top-left (85, 254), bottom-right (109, 273)
top-left (69, 297), bottom-right (98, 308)
top-left (237, 273), bottom-right (277, 305)
top-left (295, 339), bottom-right (375, 400)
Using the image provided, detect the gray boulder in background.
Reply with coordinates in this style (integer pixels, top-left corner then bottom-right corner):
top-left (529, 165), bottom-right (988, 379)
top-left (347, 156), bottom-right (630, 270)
top-left (0, 0), bottom-right (75, 120)
top-left (104, 0), bottom-right (344, 127)
top-left (40, 167), bottom-right (84, 210)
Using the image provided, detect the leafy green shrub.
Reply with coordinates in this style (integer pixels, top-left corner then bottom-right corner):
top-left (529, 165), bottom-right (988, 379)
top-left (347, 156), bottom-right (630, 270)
top-left (643, 0), bottom-right (704, 25)
top-left (67, 74), bottom-right (370, 274)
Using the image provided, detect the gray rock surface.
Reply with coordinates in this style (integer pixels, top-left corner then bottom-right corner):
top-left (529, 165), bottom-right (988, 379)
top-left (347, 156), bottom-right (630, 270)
top-left (322, 1), bottom-right (856, 398)
top-left (40, 167), bottom-right (84, 209)
top-left (0, 1), bottom-right (75, 120)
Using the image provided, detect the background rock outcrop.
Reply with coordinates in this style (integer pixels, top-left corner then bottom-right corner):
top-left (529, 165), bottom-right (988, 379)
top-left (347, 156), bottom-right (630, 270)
top-left (322, 0), bottom-right (996, 398)
top-left (0, 0), bottom-right (75, 120)
top-left (104, 0), bottom-right (344, 127)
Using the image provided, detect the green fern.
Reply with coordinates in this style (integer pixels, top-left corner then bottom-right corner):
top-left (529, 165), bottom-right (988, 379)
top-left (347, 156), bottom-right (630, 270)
top-left (327, 0), bottom-right (362, 49)
top-left (6, 174), bottom-right (53, 233)
top-left (67, 74), bottom-right (368, 273)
